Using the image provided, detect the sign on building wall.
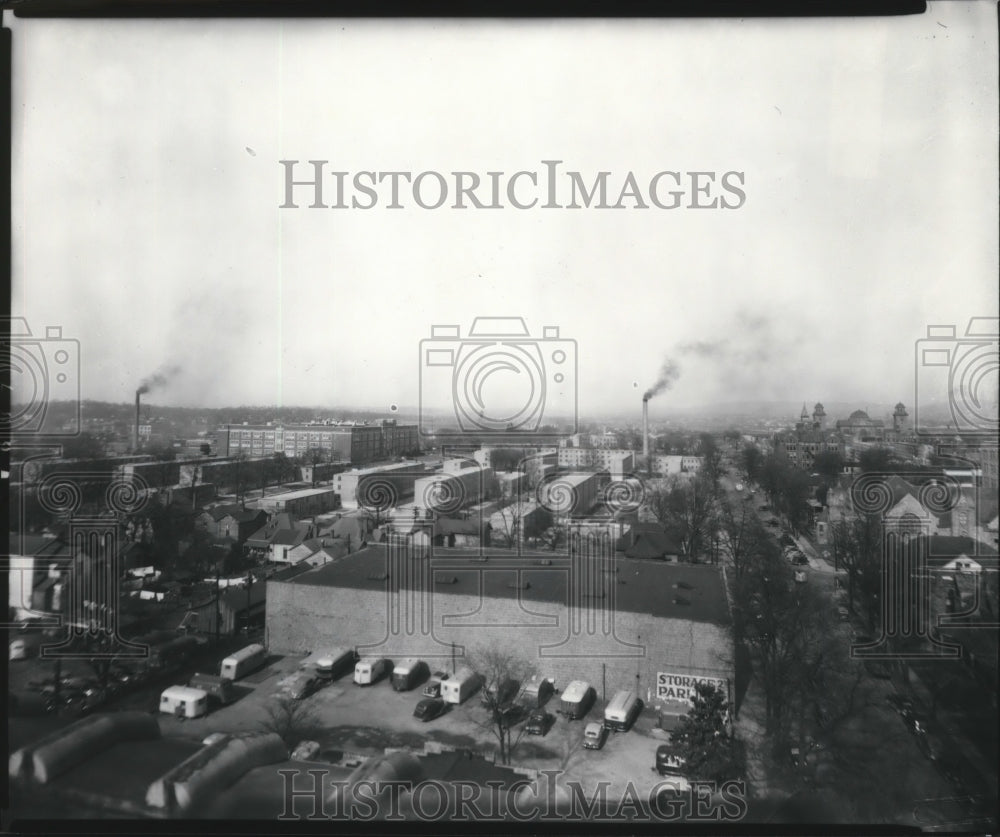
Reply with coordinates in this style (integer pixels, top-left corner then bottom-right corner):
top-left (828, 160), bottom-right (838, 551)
top-left (656, 672), bottom-right (729, 704)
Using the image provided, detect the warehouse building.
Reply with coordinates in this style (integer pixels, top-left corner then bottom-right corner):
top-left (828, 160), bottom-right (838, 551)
top-left (412, 460), bottom-right (497, 515)
top-left (265, 535), bottom-right (733, 707)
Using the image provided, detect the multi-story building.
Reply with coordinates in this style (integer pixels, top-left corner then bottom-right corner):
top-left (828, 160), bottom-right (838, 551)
top-left (559, 432), bottom-right (622, 450)
top-left (224, 420), bottom-right (417, 465)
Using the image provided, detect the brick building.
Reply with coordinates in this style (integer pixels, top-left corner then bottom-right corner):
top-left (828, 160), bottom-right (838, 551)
top-left (223, 420), bottom-right (418, 465)
top-left (265, 539), bottom-right (734, 707)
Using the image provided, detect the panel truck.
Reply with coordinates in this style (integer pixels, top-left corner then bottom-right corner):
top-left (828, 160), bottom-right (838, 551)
top-left (219, 644), bottom-right (267, 681)
top-left (603, 689), bottom-right (643, 732)
top-left (559, 680), bottom-right (596, 720)
top-left (315, 648), bottom-right (358, 682)
top-left (440, 667), bottom-right (483, 705)
top-left (391, 658), bottom-right (428, 692)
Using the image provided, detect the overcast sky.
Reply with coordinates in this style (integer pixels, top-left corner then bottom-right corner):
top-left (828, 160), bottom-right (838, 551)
top-left (9, 5), bottom-right (998, 422)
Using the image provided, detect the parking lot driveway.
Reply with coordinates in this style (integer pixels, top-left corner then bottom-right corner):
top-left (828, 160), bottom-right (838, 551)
top-left (156, 654), bottom-right (675, 801)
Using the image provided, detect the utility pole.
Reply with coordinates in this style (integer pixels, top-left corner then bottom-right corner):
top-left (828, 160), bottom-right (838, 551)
top-left (451, 641), bottom-right (456, 675)
top-left (602, 663), bottom-right (606, 704)
top-left (635, 633), bottom-right (641, 693)
top-left (214, 566), bottom-right (222, 644)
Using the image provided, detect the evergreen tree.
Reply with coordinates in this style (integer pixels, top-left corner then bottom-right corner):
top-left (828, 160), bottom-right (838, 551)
top-left (671, 682), bottom-right (745, 783)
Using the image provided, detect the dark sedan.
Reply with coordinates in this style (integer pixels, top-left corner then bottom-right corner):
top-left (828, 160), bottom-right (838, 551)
top-left (525, 710), bottom-right (555, 736)
top-left (414, 697), bottom-right (447, 722)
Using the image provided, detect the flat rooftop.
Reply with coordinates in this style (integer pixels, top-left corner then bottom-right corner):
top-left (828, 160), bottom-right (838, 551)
top-left (276, 545), bottom-right (730, 625)
top-left (260, 485), bottom-right (338, 501)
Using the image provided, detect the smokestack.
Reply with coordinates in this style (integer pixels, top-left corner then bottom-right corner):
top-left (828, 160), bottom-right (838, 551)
top-left (642, 396), bottom-right (649, 475)
top-left (135, 390), bottom-right (141, 452)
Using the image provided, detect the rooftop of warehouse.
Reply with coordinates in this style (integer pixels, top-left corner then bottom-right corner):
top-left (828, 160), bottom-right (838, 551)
top-left (275, 544), bottom-right (731, 625)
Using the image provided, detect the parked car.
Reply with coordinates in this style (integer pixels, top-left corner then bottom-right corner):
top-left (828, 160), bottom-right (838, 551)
top-left (656, 744), bottom-right (687, 776)
top-left (583, 722), bottom-right (608, 750)
top-left (291, 740), bottom-right (321, 761)
top-left (275, 672), bottom-right (321, 700)
top-left (525, 710), bottom-right (555, 736)
top-left (414, 697), bottom-right (447, 722)
top-left (422, 671), bottom-right (450, 698)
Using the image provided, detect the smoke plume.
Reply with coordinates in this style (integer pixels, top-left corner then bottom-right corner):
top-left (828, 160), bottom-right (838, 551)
top-left (677, 339), bottom-right (729, 359)
top-left (137, 365), bottom-right (181, 395)
top-left (643, 358), bottom-right (681, 401)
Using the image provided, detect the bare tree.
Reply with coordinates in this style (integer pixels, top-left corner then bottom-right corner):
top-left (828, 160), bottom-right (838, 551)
top-left (300, 446), bottom-right (328, 487)
top-left (717, 497), bottom-right (771, 579)
top-left (646, 472), bottom-right (719, 562)
top-left (829, 513), bottom-right (883, 630)
top-left (465, 644), bottom-right (536, 765)
top-left (259, 695), bottom-right (322, 748)
top-left (731, 551), bottom-right (835, 742)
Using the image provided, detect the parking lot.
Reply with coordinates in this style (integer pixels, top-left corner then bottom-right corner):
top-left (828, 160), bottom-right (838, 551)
top-left (157, 652), bottom-right (676, 799)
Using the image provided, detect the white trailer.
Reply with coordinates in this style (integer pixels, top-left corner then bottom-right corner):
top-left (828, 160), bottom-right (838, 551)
top-left (219, 643), bottom-right (267, 681)
top-left (353, 657), bottom-right (390, 686)
top-left (159, 686), bottom-right (209, 719)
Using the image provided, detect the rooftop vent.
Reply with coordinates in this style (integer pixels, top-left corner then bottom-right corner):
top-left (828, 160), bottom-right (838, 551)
top-left (673, 596), bottom-right (691, 606)
top-left (537, 559), bottom-right (552, 566)
top-left (672, 581), bottom-right (693, 590)
top-left (435, 576), bottom-right (459, 585)
top-left (367, 572), bottom-right (389, 581)
top-left (507, 581), bottom-right (531, 590)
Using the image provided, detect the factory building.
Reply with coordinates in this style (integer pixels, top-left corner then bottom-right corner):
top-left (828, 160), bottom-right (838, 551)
top-left (265, 537), bottom-right (734, 708)
top-left (223, 420), bottom-right (418, 465)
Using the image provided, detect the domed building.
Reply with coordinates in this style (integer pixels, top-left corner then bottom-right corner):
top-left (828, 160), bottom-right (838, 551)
top-left (835, 408), bottom-right (886, 442)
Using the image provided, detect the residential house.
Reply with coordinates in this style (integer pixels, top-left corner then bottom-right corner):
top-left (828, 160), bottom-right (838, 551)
top-left (615, 523), bottom-right (685, 562)
top-left (198, 505), bottom-right (269, 543)
top-left (245, 513), bottom-right (315, 563)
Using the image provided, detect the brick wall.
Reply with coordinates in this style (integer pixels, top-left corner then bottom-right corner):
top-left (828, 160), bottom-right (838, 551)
top-left (265, 580), bottom-right (732, 704)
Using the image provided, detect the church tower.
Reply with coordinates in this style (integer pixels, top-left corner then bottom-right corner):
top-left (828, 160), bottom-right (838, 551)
top-left (812, 402), bottom-right (827, 430)
top-left (893, 402), bottom-right (909, 434)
